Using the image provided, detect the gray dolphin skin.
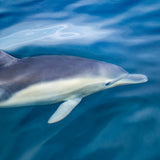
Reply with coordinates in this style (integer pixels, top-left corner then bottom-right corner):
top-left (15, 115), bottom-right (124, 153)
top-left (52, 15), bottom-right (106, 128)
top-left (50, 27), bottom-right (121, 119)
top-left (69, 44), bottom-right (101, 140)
top-left (0, 50), bottom-right (148, 124)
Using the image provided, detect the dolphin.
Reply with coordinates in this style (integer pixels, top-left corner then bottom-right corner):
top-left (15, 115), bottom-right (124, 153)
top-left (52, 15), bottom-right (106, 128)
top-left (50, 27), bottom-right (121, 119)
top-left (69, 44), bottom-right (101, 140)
top-left (0, 50), bottom-right (148, 123)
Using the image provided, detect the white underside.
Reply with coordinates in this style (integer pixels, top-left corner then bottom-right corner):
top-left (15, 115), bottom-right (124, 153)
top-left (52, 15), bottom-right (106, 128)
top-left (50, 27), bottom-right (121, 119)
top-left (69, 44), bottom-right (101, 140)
top-left (0, 77), bottom-right (107, 107)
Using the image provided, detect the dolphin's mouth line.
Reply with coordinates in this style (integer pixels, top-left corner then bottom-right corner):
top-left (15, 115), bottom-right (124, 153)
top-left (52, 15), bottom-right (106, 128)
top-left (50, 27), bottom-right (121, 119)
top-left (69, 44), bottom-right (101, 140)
top-left (111, 73), bottom-right (128, 85)
top-left (105, 73), bottom-right (128, 87)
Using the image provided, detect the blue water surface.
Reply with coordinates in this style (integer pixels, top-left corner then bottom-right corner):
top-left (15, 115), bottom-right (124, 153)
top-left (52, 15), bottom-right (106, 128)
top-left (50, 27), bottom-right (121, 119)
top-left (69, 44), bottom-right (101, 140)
top-left (0, 0), bottom-right (160, 160)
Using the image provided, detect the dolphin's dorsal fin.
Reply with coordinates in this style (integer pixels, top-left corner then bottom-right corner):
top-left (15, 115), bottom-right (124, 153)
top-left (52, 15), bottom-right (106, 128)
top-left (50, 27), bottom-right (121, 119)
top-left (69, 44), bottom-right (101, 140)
top-left (0, 50), bottom-right (18, 67)
top-left (48, 97), bottom-right (82, 124)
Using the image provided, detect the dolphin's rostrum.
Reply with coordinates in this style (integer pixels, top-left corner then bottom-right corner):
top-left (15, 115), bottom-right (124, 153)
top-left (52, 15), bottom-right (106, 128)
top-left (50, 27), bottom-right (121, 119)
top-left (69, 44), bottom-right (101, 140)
top-left (0, 50), bottom-right (148, 123)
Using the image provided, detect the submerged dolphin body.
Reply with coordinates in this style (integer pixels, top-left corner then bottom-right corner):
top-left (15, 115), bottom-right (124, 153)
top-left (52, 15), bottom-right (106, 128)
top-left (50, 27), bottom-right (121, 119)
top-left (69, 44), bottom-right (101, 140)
top-left (0, 50), bottom-right (148, 123)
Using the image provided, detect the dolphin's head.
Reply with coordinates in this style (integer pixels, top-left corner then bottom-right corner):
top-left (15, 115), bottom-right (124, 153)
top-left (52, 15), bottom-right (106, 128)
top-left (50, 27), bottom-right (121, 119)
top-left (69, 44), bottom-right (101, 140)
top-left (97, 62), bottom-right (148, 89)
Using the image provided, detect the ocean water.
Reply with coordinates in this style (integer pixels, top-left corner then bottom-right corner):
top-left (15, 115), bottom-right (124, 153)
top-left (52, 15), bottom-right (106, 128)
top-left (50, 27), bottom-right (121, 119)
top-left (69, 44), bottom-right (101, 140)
top-left (0, 0), bottom-right (160, 160)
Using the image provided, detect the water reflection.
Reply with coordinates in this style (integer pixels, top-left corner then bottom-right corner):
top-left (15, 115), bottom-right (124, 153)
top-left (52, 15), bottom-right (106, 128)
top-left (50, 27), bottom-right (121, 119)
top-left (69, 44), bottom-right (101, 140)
top-left (0, 0), bottom-right (159, 50)
top-left (0, 23), bottom-right (114, 49)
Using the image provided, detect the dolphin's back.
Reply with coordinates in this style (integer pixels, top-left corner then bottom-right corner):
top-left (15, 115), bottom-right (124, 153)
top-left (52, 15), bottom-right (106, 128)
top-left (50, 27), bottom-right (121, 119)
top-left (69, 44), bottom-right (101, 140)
top-left (0, 55), bottom-right (100, 80)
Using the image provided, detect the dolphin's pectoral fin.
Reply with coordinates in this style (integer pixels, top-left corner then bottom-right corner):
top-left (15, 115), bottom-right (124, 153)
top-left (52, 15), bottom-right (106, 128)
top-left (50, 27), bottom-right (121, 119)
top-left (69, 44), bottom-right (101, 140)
top-left (48, 97), bottom-right (82, 124)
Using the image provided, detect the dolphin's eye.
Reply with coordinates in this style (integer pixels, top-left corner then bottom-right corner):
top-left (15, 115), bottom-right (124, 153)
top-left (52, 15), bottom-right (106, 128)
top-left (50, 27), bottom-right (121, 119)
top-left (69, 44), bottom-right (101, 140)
top-left (105, 82), bottom-right (112, 86)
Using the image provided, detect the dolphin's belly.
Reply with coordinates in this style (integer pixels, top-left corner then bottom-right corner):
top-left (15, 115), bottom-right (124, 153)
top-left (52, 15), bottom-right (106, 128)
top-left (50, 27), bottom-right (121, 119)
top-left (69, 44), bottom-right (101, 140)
top-left (0, 77), bottom-right (106, 107)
